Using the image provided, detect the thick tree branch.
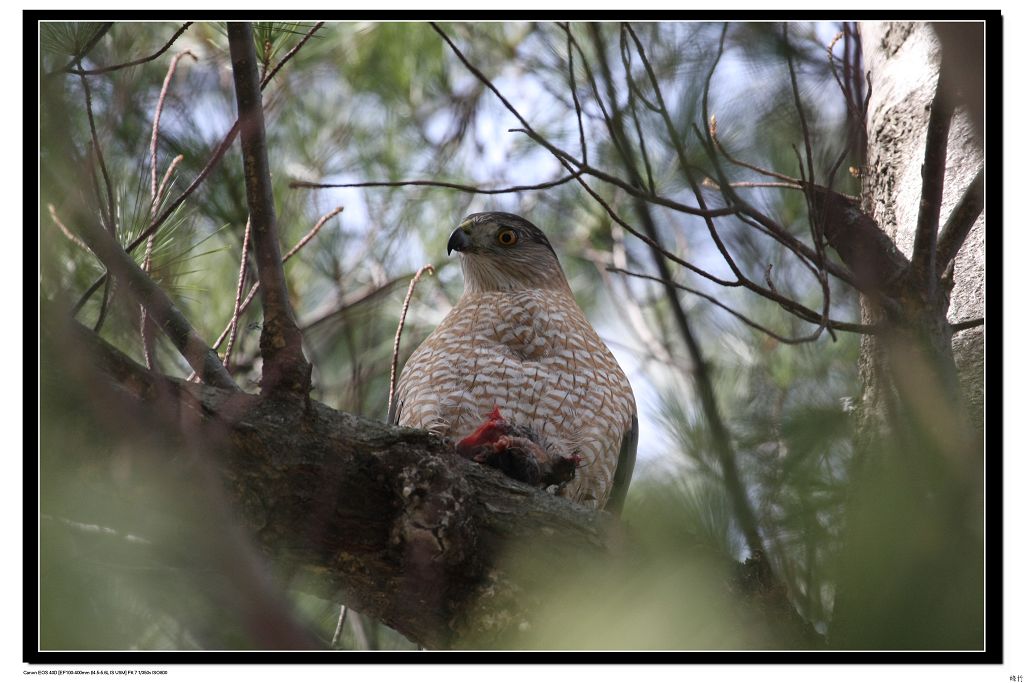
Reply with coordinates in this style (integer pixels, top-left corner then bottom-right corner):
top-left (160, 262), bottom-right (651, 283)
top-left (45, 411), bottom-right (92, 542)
top-left (809, 185), bottom-right (909, 295)
top-left (59, 315), bottom-right (825, 650)
top-left (936, 168), bottom-right (984, 276)
top-left (910, 52), bottom-right (953, 297)
top-left (69, 320), bottom-right (617, 649)
top-left (227, 22), bottom-right (311, 396)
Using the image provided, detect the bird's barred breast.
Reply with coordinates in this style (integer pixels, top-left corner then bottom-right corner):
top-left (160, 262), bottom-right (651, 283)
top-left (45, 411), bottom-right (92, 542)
top-left (396, 289), bottom-right (635, 507)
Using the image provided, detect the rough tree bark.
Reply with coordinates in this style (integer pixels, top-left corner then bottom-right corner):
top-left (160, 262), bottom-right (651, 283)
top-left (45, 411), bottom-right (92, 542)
top-left (857, 21), bottom-right (984, 434)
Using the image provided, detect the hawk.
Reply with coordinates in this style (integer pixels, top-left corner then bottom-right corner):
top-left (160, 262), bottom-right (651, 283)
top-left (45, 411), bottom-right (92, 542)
top-left (389, 212), bottom-right (638, 513)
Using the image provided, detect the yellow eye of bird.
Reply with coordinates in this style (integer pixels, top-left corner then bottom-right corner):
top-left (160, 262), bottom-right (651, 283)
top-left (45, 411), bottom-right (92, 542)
top-left (497, 229), bottom-right (518, 246)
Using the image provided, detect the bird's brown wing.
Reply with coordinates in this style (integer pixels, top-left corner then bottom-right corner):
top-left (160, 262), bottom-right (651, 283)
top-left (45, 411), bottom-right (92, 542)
top-left (604, 413), bottom-right (638, 516)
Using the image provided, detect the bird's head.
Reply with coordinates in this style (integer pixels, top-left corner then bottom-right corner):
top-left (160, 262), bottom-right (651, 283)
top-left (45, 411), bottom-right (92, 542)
top-left (446, 212), bottom-right (569, 293)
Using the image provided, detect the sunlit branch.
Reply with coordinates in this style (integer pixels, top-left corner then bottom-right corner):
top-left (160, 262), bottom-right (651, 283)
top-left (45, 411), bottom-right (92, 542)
top-left (937, 168), bottom-right (984, 277)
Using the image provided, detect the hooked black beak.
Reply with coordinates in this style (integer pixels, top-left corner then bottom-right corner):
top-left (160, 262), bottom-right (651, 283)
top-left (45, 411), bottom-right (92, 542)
top-left (447, 227), bottom-right (472, 255)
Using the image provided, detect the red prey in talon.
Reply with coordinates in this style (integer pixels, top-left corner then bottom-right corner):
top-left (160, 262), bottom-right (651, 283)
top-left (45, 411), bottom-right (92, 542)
top-left (454, 405), bottom-right (507, 458)
top-left (454, 406), bottom-right (580, 489)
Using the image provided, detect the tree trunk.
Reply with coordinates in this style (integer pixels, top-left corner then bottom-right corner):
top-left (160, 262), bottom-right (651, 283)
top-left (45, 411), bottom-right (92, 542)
top-left (858, 20), bottom-right (984, 433)
top-left (827, 21), bottom-right (985, 649)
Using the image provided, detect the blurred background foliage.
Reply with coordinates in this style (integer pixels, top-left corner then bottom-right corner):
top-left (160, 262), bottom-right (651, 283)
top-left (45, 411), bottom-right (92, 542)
top-left (38, 20), bottom-right (983, 650)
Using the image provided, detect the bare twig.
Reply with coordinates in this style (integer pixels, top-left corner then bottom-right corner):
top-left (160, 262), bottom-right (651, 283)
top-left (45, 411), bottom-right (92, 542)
top-left (155, 154), bottom-right (184, 208)
top-left (71, 275), bottom-right (108, 317)
top-left (571, 170), bottom-right (739, 287)
top-left (47, 204), bottom-right (89, 251)
top-left (784, 25), bottom-right (816, 200)
top-left (618, 27), bottom-right (656, 193)
top-left (64, 22), bottom-right (193, 76)
top-left (431, 22), bottom-right (760, 306)
top-left (150, 51), bottom-right (197, 204)
top-left (142, 47), bottom-right (194, 370)
top-left (573, 25), bottom-right (635, 185)
top-left (695, 26), bottom-right (855, 301)
top-left (77, 67), bottom-right (116, 235)
top-left (783, 26), bottom-right (835, 342)
top-left (225, 272), bottom-right (409, 380)
top-left (432, 23), bottom-right (736, 224)
top-left (260, 22), bottom-right (325, 88)
top-left (388, 264), bottom-right (435, 420)
top-left (608, 267), bottom-right (877, 338)
top-left (284, 206), bottom-right (343, 261)
top-left (301, 274), bottom-right (409, 332)
top-left (223, 218), bottom-right (254, 371)
top-left (703, 178), bottom-right (805, 192)
top-left (564, 24), bottom-right (588, 165)
top-left (93, 277), bottom-right (113, 333)
top-left (291, 173), bottom-right (580, 195)
top-left (622, 23), bottom-right (744, 280)
top-left (85, 144), bottom-right (115, 334)
top-left (709, 114), bottom-right (802, 186)
top-left (826, 28), bottom-right (869, 157)
top-left (624, 22), bottom-right (777, 570)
